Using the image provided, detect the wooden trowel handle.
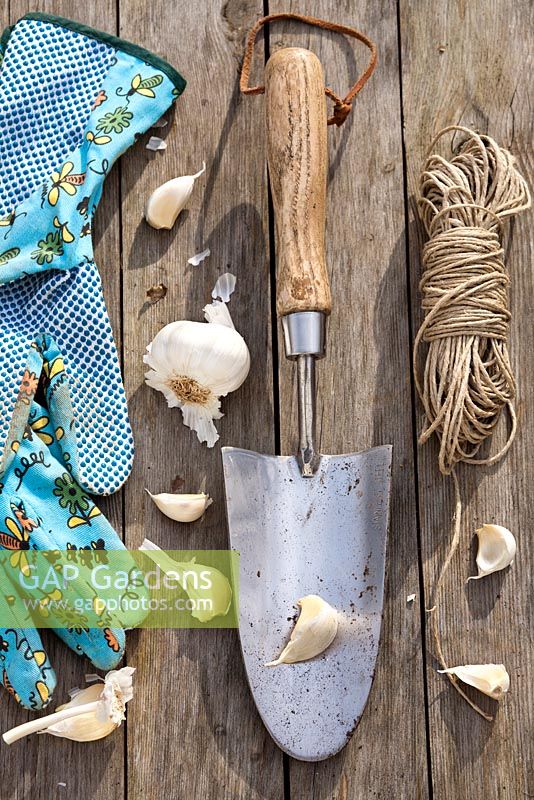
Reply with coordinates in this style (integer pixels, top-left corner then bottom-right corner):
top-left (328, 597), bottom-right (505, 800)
top-left (265, 48), bottom-right (331, 318)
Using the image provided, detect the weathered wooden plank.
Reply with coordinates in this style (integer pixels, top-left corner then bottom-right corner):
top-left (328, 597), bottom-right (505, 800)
top-left (268, 1), bottom-right (429, 797)
top-left (119, 2), bottom-right (283, 798)
top-left (1, 3), bottom-right (125, 800)
top-left (400, 1), bottom-right (534, 798)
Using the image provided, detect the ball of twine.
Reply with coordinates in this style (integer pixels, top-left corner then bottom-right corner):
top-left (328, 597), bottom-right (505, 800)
top-left (414, 126), bottom-right (530, 719)
top-left (414, 126), bottom-right (531, 474)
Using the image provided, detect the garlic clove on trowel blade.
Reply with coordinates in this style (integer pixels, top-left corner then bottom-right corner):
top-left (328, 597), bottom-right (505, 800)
top-left (145, 162), bottom-right (205, 229)
top-left (265, 594), bottom-right (338, 666)
top-left (467, 524), bottom-right (516, 581)
top-left (438, 664), bottom-right (510, 699)
top-left (146, 490), bottom-right (212, 522)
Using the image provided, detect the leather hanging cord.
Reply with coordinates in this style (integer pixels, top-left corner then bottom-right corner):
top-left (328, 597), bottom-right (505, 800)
top-left (240, 13), bottom-right (377, 126)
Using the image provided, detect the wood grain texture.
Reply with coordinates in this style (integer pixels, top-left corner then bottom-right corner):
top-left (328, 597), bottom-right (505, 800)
top-left (268, 1), bottom-right (429, 798)
top-left (265, 47), bottom-right (331, 316)
top-left (400, 1), bottom-right (534, 798)
top-left (0, 1), bottom-right (532, 797)
top-left (118, 1), bottom-right (282, 798)
top-left (0, 4), bottom-right (125, 800)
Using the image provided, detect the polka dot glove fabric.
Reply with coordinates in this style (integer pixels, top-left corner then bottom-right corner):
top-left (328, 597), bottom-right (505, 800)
top-left (0, 391), bottom-right (149, 709)
top-left (0, 13), bottom-right (185, 494)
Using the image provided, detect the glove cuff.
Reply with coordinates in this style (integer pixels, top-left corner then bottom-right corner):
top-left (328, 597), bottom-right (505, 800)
top-left (0, 13), bottom-right (186, 283)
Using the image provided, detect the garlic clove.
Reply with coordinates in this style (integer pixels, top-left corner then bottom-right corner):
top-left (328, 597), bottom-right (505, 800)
top-left (140, 538), bottom-right (232, 622)
top-left (146, 490), bottom-right (212, 522)
top-left (467, 524), bottom-right (516, 581)
top-left (42, 683), bottom-right (117, 742)
top-left (182, 561), bottom-right (232, 622)
top-left (438, 664), bottom-right (510, 699)
top-left (3, 666), bottom-right (135, 745)
top-left (145, 162), bottom-right (205, 229)
top-left (266, 594), bottom-right (338, 666)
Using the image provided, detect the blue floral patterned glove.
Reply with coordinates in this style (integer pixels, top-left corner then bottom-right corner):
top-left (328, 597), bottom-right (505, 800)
top-left (0, 13), bottom-right (183, 710)
top-left (0, 391), bottom-right (146, 710)
top-left (0, 13), bottom-right (185, 495)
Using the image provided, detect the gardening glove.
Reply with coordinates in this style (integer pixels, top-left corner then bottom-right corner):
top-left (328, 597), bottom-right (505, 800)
top-left (0, 12), bottom-right (185, 495)
top-left (0, 390), bottom-right (147, 710)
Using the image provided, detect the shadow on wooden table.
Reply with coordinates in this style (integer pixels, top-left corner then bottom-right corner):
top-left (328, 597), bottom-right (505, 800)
top-left (127, 212), bottom-right (190, 272)
top-left (437, 685), bottom-right (496, 758)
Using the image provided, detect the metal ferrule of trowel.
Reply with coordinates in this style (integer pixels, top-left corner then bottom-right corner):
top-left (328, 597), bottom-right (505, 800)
top-left (222, 46), bottom-right (392, 762)
top-left (282, 310), bottom-right (325, 477)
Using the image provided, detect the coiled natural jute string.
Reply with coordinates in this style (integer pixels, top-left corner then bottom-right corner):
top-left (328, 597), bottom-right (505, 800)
top-left (414, 126), bottom-right (531, 719)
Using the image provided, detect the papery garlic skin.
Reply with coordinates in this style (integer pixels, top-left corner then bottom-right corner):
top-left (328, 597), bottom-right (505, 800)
top-left (146, 490), bottom-right (212, 522)
top-left (99, 666), bottom-right (135, 724)
top-left (145, 163), bottom-right (205, 229)
top-left (266, 595), bottom-right (338, 666)
top-left (146, 136), bottom-right (167, 152)
top-left (212, 272), bottom-right (237, 303)
top-left (188, 248), bottom-right (210, 266)
top-left (144, 320), bottom-right (250, 447)
top-left (439, 664), bottom-right (510, 699)
top-left (203, 300), bottom-right (235, 328)
top-left (467, 524), bottom-right (516, 581)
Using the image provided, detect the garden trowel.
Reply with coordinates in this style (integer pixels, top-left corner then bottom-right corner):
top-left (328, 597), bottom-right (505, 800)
top-left (222, 47), bottom-right (392, 762)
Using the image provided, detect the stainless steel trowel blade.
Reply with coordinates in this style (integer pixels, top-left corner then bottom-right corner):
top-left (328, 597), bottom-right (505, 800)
top-left (222, 444), bottom-right (392, 762)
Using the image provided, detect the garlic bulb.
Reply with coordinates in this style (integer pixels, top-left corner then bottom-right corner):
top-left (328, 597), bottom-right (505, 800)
top-left (140, 538), bottom-right (232, 622)
top-left (266, 595), bottom-right (338, 666)
top-left (438, 664), bottom-right (509, 700)
top-left (467, 524), bottom-right (516, 581)
top-left (144, 319), bottom-right (250, 447)
top-left (145, 162), bottom-right (205, 229)
top-left (3, 667), bottom-right (135, 745)
top-left (146, 490), bottom-right (212, 522)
